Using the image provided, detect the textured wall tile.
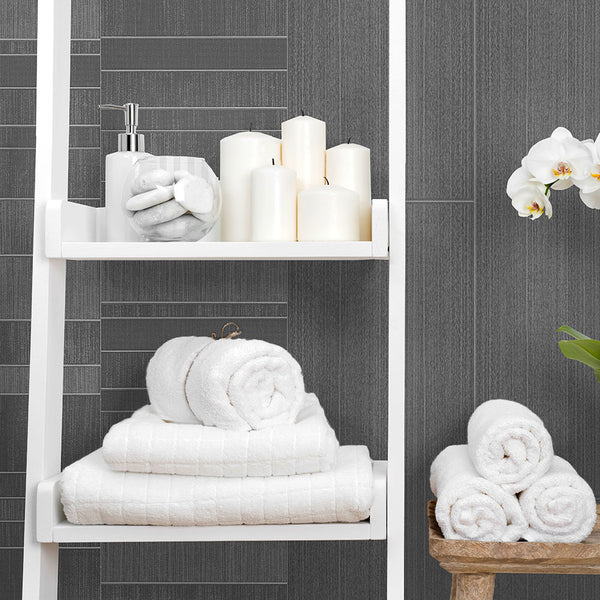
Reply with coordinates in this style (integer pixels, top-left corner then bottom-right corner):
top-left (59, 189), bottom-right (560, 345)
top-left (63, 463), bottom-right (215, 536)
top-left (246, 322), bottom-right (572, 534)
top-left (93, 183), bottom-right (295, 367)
top-left (70, 125), bottom-right (100, 147)
top-left (61, 395), bottom-right (101, 468)
top-left (0, 127), bottom-right (35, 148)
top-left (70, 89), bottom-right (101, 125)
top-left (68, 148), bottom-right (102, 198)
top-left (0, 522), bottom-right (23, 547)
top-left (63, 365), bottom-right (101, 394)
top-left (406, 0), bottom-right (474, 200)
top-left (287, 0), bottom-right (340, 146)
top-left (0, 56), bottom-right (36, 87)
top-left (101, 388), bottom-right (148, 411)
top-left (101, 317), bottom-right (287, 350)
top-left (72, 0), bottom-right (101, 39)
top-left (101, 0), bottom-right (286, 36)
top-left (101, 302), bottom-right (287, 318)
top-left (0, 366), bottom-right (28, 394)
top-left (101, 351), bottom-right (152, 388)
top-left (102, 542), bottom-right (287, 582)
top-left (101, 108), bottom-right (287, 131)
top-left (102, 71), bottom-right (286, 108)
top-left (405, 203), bottom-right (474, 599)
top-left (0, 474), bottom-right (25, 499)
top-left (340, 0), bottom-right (389, 199)
top-left (0, 322), bottom-right (30, 365)
top-left (64, 321), bottom-right (100, 365)
top-left (0, 257), bottom-right (32, 318)
top-left (0, 90), bottom-right (36, 125)
top-left (0, 549), bottom-right (23, 599)
top-left (339, 262), bottom-right (388, 457)
top-left (0, 396), bottom-right (27, 471)
top-left (72, 40), bottom-right (101, 55)
top-left (58, 548), bottom-right (100, 600)
top-left (102, 262), bottom-right (288, 302)
top-left (101, 584), bottom-right (287, 600)
top-left (0, 499), bottom-right (24, 521)
top-left (0, 150), bottom-right (34, 197)
top-left (102, 38), bottom-right (287, 70)
top-left (72, 55), bottom-right (101, 87)
top-left (340, 540), bottom-right (386, 600)
top-left (288, 542), bottom-right (339, 600)
top-left (0, 201), bottom-right (33, 254)
top-left (66, 262), bottom-right (100, 319)
top-left (0, 40), bottom-right (36, 54)
top-left (0, 0), bottom-right (36, 38)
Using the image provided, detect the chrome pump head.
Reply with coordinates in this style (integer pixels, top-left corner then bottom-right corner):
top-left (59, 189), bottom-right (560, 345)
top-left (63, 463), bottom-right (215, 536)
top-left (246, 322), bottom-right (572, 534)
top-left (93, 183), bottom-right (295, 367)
top-left (98, 103), bottom-right (145, 152)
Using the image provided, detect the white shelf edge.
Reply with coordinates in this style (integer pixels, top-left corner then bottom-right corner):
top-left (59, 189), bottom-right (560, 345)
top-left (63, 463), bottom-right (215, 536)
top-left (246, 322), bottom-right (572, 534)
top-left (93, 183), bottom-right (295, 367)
top-left (36, 460), bottom-right (387, 543)
top-left (45, 199), bottom-right (389, 261)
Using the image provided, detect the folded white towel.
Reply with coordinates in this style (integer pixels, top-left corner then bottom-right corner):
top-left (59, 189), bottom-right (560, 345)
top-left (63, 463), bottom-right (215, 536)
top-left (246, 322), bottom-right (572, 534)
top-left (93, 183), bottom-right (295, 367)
top-left (430, 445), bottom-right (527, 541)
top-left (102, 393), bottom-right (339, 477)
top-left (519, 456), bottom-right (597, 543)
top-left (467, 399), bottom-right (554, 494)
top-left (146, 336), bottom-right (305, 430)
top-left (61, 446), bottom-right (373, 526)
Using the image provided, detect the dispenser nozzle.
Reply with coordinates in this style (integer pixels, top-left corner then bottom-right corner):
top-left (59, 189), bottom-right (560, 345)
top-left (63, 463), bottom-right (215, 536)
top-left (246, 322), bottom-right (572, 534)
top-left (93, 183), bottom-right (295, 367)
top-left (98, 103), bottom-right (145, 152)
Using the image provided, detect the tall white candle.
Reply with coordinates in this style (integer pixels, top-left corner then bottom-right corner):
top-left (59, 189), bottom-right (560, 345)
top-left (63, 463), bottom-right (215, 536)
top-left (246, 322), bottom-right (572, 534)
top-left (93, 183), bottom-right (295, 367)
top-left (220, 131), bottom-right (281, 241)
top-left (250, 162), bottom-right (297, 241)
top-left (326, 141), bottom-right (372, 241)
top-left (297, 183), bottom-right (359, 241)
top-left (281, 114), bottom-right (326, 192)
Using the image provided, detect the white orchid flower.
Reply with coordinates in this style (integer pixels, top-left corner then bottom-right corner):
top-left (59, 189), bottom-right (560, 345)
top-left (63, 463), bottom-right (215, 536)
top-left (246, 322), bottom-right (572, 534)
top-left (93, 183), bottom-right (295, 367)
top-left (573, 135), bottom-right (600, 209)
top-left (507, 165), bottom-right (552, 219)
top-left (523, 127), bottom-right (592, 191)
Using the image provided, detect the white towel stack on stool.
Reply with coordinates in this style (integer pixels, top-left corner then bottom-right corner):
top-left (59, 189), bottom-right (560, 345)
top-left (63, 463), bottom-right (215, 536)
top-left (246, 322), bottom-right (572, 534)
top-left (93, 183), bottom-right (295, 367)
top-left (430, 399), bottom-right (596, 543)
top-left (61, 337), bottom-right (375, 527)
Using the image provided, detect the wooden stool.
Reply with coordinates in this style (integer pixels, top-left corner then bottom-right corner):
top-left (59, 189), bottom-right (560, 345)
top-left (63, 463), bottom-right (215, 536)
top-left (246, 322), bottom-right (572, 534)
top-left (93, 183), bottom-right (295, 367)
top-left (427, 500), bottom-right (600, 599)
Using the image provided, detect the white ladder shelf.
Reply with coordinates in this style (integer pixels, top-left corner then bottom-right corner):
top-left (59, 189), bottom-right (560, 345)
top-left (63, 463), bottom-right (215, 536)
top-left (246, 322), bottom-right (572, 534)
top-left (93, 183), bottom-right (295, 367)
top-left (22, 0), bottom-right (405, 598)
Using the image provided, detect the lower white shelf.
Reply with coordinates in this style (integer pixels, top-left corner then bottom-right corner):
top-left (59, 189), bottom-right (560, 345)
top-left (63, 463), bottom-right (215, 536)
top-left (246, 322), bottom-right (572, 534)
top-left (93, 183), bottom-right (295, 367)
top-left (44, 199), bottom-right (389, 260)
top-left (36, 460), bottom-right (387, 543)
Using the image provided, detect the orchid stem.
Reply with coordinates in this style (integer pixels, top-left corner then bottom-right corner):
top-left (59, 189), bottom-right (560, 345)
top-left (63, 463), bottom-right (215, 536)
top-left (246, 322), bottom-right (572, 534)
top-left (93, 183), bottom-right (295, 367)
top-left (545, 179), bottom-right (559, 196)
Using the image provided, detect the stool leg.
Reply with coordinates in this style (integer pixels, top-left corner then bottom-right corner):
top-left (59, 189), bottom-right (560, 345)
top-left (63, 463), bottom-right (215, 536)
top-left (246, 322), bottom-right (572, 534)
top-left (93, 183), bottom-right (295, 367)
top-left (450, 573), bottom-right (495, 600)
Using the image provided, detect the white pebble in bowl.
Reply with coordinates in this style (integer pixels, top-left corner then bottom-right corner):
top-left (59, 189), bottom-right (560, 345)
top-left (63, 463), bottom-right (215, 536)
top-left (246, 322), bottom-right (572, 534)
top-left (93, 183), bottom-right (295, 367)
top-left (174, 176), bottom-right (214, 216)
top-left (147, 214), bottom-right (207, 241)
top-left (132, 199), bottom-right (187, 228)
top-left (131, 169), bottom-right (174, 194)
top-left (126, 185), bottom-right (175, 211)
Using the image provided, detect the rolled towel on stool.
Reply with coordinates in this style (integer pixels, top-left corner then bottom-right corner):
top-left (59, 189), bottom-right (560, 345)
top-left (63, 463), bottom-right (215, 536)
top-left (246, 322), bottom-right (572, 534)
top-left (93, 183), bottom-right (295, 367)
top-left (431, 445), bottom-right (527, 541)
top-left (468, 399), bottom-right (554, 494)
top-left (519, 456), bottom-right (597, 543)
top-left (147, 336), bottom-right (305, 430)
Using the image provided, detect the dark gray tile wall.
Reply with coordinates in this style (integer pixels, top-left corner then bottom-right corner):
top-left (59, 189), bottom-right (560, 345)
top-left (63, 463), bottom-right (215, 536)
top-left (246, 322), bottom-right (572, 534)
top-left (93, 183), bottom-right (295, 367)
top-left (0, 1), bottom-right (388, 599)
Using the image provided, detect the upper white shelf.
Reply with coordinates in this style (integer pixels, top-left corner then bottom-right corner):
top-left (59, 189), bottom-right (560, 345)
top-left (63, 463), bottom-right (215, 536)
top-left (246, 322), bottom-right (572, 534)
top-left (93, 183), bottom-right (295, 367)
top-left (45, 199), bottom-right (389, 261)
top-left (37, 461), bottom-right (387, 543)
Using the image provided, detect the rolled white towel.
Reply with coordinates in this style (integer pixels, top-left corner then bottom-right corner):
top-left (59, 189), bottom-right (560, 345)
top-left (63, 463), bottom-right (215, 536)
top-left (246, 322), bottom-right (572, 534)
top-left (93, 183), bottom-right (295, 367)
top-left (468, 399), bottom-right (554, 494)
top-left (146, 336), bottom-right (305, 430)
top-left (431, 445), bottom-right (527, 541)
top-left (103, 393), bottom-right (339, 477)
top-left (519, 456), bottom-right (597, 543)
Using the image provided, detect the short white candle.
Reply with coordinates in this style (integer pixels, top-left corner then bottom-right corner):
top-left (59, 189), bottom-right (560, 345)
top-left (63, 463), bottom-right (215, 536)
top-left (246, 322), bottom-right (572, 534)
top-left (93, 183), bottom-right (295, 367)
top-left (297, 182), bottom-right (360, 241)
top-left (326, 141), bottom-right (372, 241)
top-left (220, 131), bottom-right (281, 241)
top-left (281, 114), bottom-right (326, 192)
top-left (250, 161), bottom-right (297, 241)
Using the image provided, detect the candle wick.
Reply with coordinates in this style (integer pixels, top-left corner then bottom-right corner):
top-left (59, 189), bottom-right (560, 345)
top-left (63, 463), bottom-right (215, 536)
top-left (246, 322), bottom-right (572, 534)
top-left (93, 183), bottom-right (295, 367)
top-left (301, 108), bottom-right (305, 117)
top-left (347, 137), bottom-right (351, 144)
top-left (324, 176), bottom-right (330, 185)
top-left (249, 123), bottom-right (253, 132)
top-left (272, 158), bottom-right (275, 165)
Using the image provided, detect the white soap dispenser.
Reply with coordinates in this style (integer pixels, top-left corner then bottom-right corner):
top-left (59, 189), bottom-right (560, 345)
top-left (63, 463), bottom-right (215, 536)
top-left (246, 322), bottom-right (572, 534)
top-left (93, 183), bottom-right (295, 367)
top-left (99, 102), bottom-right (152, 241)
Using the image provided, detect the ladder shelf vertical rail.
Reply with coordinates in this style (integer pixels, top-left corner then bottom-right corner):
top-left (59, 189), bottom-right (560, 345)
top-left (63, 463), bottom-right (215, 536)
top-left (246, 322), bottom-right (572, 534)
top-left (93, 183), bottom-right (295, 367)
top-left (23, 0), bottom-right (71, 598)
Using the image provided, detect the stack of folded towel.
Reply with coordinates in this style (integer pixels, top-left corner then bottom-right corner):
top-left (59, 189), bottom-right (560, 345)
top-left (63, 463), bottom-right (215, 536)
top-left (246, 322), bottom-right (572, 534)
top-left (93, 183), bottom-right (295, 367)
top-left (430, 399), bottom-right (597, 543)
top-left (61, 336), bottom-right (374, 527)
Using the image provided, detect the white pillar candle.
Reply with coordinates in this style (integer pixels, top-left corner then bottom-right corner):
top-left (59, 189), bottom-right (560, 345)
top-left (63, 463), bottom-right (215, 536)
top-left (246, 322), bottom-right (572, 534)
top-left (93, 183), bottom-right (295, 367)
top-left (326, 141), bottom-right (372, 241)
top-left (250, 162), bottom-right (297, 241)
top-left (220, 131), bottom-right (282, 241)
top-left (281, 114), bottom-right (326, 192)
top-left (297, 183), bottom-right (360, 241)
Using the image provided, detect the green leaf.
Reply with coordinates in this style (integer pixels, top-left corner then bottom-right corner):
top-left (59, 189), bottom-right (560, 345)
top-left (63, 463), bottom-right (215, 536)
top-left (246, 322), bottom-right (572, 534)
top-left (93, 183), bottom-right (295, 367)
top-left (557, 325), bottom-right (591, 340)
top-left (558, 339), bottom-right (600, 369)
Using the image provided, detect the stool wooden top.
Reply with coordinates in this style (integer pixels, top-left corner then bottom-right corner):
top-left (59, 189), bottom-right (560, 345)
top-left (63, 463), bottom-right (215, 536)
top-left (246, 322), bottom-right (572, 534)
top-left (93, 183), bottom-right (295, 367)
top-left (427, 500), bottom-right (600, 575)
